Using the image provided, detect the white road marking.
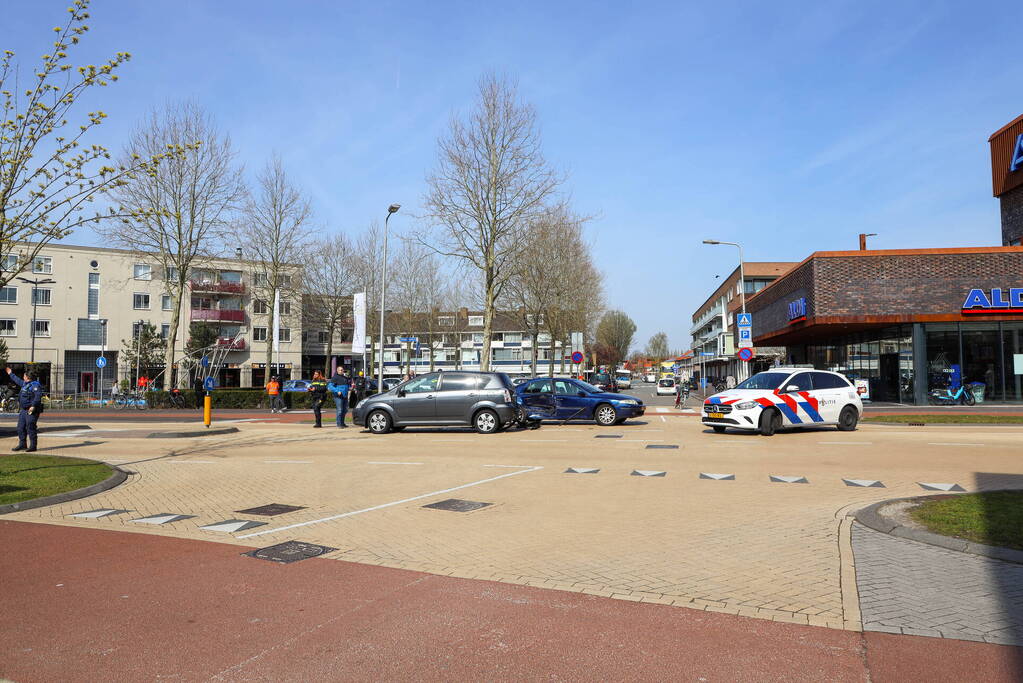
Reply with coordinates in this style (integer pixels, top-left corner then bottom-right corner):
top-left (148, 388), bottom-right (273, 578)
top-left (167, 460), bottom-right (216, 464)
top-left (238, 465), bottom-right (543, 539)
top-left (660, 416), bottom-right (667, 423)
top-left (264, 460), bottom-right (313, 464)
top-left (367, 461), bottom-right (424, 465)
top-left (618, 439), bottom-right (662, 442)
top-left (818, 442), bottom-right (873, 445)
top-left (521, 439), bottom-right (567, 442)
top-left (483, 464), bottom-right (536, 468)
top-left (927, 442), bottom-right (985, 447)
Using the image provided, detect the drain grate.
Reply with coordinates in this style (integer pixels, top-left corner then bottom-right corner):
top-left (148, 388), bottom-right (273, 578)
top-left (595, 434), bottom-right (622, 439)
top-left (236, 503), bottom-right (306, 516)
top-left (422, 498), bottom-right (492, 512)
top-left (245, 541), bottom-right (337, 564)
top-left (646, 444), bottom-right (679, 449)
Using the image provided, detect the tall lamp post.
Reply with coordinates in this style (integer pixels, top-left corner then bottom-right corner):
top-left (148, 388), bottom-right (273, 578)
top-left (702, 240), bottom-right (746, 381)
top-left (17, 276), bottom-right (56, 364)
top-left (378, 203), bottom-right (400, 394)
top-left (98, 318), bottom-right (107, 403)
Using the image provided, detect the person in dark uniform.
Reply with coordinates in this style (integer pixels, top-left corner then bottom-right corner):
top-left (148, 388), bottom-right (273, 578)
top-left (193, 373), bottom-right (205, 409)
top-left (308, 371), bottom-right (328, 428)
top-left (7, 367), bottom-right (44, 452)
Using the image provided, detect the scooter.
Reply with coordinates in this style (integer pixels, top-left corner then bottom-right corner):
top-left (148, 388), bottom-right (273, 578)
top-left (928, 383), bottom-right (976, 406)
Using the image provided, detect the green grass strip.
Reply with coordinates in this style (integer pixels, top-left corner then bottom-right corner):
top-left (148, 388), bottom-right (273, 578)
top-left (863, 414), bottom-right (1023, 424)
top-left (0, 454), bottom-right (112, 506)
top-left (910, 491), bottom-right (1023, 551)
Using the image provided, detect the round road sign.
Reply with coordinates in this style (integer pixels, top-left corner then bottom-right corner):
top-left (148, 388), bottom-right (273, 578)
top-left (571, 351), bottom-right (584, 364)
top-left (737, 348), bottom-right (754, 362)
top-left (203, 376), bottom-right (216, 392)
top-left (95, 356), bottom-right (107, 369)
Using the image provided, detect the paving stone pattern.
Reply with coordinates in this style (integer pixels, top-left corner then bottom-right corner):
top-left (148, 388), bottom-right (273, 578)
top-left (852, 522), bottom-right (1023, 645)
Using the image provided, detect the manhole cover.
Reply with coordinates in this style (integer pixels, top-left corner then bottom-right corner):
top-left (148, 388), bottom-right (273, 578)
top-left (236, 503), bottom-right (306, 516)
top-left (646, 444), bottom-right (679, 449)
top-left (422, 498), bottom-right (492, 512)
top-left (245, 541), bottom-right (337, 564)
top-left (595, 434), bottom-right (622, 439)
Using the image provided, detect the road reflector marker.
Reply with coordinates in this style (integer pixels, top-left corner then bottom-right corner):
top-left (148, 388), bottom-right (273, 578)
top-left (843, 479), bottom-right (885, 488)
top-left (200, 519), bottom-right (267, 533)
top-left (130, 513), bottom-right (196, 525)
top-left (69, 509), bottom-right (129, 519)
top-left (700, 473), bottom-right (735, 480)
top-left (918, 482), bottom-right (966, 492)
top-left (631, 470), bottom-right (667, 477)
top-left (565, 467), bottom-right (600, 474)
top-left (770, 475), bottom-right (809, 484)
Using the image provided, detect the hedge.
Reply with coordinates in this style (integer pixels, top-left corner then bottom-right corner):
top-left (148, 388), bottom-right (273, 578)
top-left (146, 389), bottom-right (320, 410)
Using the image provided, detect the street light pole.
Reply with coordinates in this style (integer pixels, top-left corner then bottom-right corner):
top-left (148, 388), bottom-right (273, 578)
top-left (702, 240), bottom-right (746, 380)
top-left (17, 276), bottom-right (55, 365)
top-left (99, 318), bottom-right (107, 404)
top-left (378, 203), bottom-right (400, 394)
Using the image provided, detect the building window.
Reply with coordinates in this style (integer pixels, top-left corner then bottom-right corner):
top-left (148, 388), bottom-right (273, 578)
top-left (278, 328), bottom-right (291, 343)
top-left (317, 330), bottom-right (329, 343)
top-left (492, 348), bottom-right (521, 361)
top-left (537, 332), bottom-right (552, 343)
top-left (468, 315), bottom-right (483, 326)
top-left (253, 327), bottom-right (268, 342)
top-left (133, 293), bottom-right (151, 310)
top-left (134, 263), bottom-right (152, 280)
top-left (1, 254), bottom-right (17, 272)
top-left (88, 273), bottom-right (99, 318)
top-left (31, 288), bottom-right (51, 306)
top-left (0, 287), bottom-right (16, 304)
top-left (191, 296), bottom-right (212, 310)
top-left (32, 319), bottom-right (50, 338)
top-left (0, 319), bottom-right (15, 336)
top-left (32, 256), bottom-right (52, 274)
top-left (166, 266), bottom-right (179, 281)
top-left (162, 294), bottom-right (173, 311)
top-left (525, 314), bottom-right (543, 326)
top-left (253, 299), bottom-right (268, 314)
top-left (254, 272), bottom-right (268, 286)
top-left (472, 333), bottom-right (484, 344)
top-left (131, 321), bottom-right (147, 339)
top-left (503, 332), bottom-right (522, 343)
top-left (438, 315), bottom-right (454, 326)
top-left (160, 323), bottom-right (170, 339)
top-left (279, 300), bottom-right (292, 315)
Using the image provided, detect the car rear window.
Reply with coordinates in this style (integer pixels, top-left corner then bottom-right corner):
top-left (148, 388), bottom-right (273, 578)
top-left (658, 379), bottom-right (674, 386)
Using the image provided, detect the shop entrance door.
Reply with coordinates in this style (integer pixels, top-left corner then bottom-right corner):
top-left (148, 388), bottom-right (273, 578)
top-left (879, 353), bottom-right (899, 402)
top-left (79, 371), bottom-right (95, 394)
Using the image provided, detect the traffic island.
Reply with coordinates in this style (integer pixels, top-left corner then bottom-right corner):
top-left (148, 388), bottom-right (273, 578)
top-left (0, 454), bottom-right (126, 514)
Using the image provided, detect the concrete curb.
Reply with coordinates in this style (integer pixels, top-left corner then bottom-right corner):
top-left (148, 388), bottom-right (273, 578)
top-left (145, 426), bottom-right (240, 438)
top-left (0, 424), bottom-right (92, 436)
top-left (862, 421), bottom-right (1023, 427)
top-left (853, 492), bottom-right (1023, 565)
top-left (0, 463), bottom-right (127, 515)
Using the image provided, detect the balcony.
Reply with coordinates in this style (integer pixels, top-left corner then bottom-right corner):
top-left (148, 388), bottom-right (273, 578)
top-left (189, 279), bottom-right (246, 295)
top-left (215, 337), bottom-right (246, 351)
top-left (190, 308), bottom-right (246, 323)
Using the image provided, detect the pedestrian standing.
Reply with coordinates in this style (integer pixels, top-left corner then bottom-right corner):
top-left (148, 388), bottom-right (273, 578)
top-left (193, 373), bottom-right (204, 409)
top-left (674, 379), bottom-right (683, 409)
top-left (266, 376), bottom-right (284, 413)
top-left (350, 370), bottom-right (366, 409)
top-left (308, 371), bottom-right (328, 428)
top-left (7, 367), bottom-right (44, 452)
top-left (327, 369), bottom-right (350, 428)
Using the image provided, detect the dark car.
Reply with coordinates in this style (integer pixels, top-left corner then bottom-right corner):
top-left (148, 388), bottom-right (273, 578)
top-left (589, 372), bottom-right (619, 394)
top-left (516, 376), bottom-right (645, 426)
top-left (353, 371), bottom-right (519, 434)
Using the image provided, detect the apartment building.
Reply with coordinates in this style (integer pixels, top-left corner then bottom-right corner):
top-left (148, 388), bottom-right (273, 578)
top-left (0, 243), bottom-right (303, 393)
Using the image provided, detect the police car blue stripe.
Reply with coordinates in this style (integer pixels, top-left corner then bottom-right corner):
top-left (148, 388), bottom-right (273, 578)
top-left (798, 402), bottom-right (824, 423)
top-left (709, 397), bottom-right (722, 404)
top-left (775, 403), bottom-right (802, 424)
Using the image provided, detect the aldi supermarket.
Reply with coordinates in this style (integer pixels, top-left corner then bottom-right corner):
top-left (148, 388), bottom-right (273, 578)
top-left (743, 114), bottom-right (1023, 404)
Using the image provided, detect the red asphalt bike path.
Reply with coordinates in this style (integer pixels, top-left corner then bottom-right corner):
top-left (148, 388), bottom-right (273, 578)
top-left (2, 521), bottom-right (1021, 682)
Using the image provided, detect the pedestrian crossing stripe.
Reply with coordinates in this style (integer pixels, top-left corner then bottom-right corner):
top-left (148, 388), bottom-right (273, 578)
top-left (69, 509), bottom-right (129, 519)
top-left (770, 475), bottom-right (809, 484)
top-left (130, 513), bottom-right (196, 525)
top-left (631, 470), bottom-right (667, 477)
top-left (917, 482), bottom-right (965, 492)
top-left (700, 473), bottom-right (735, 480)
top-left (199, 519), bottom-right (267, 533)
top-left (564, 467), bottom-right (600, 474)
top-left (843, 479), bottom-right (885, 488)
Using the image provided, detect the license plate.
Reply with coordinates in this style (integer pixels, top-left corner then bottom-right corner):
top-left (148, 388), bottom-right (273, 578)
top-left (708, 412), bottom-right (723, 419)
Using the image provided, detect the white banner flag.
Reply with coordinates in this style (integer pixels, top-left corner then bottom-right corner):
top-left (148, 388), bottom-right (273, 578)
top-left (351, 291), bottom-right (367, 353)
top-left (272, 288), bottom-right (280, 356)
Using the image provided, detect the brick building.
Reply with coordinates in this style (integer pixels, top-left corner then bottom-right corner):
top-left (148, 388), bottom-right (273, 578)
top-left (989, 113), bottom-right (1023, 246)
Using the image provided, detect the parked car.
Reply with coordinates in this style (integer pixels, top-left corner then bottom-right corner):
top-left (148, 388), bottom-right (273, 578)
top-left (589, 372), bottom-right (619, 393)
top-left (701, 368), bottom-right (863, 436)
top-left (282, 379), bottom-right (311, 392)
top-left (655, 378), bottom-right (676, 396)
top-left (616, 375), bottom-right (632, 390)
top-left (516, 376), bottom-right (645, 426)
top-left (353, 371), bottom-right (519, 434)
top-left (644, 373), bottom-right (657, 383)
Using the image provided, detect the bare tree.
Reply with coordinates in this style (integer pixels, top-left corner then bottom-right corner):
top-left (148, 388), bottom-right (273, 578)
top-left (1, 0), bottom-right (177, 287)
top-left (390, 239), bottom-right (436, 376)
top-left (645, 332), bottom-right (670, 360)
top-left (99, 102), bottom-right (242, 386)
top-left (422, 74), bottom-right (561, 371)
top-left (239, 156), bottom-right (313, 377)
top-left (304, 232), bottom-right (358, 374)
top-left (595, 310), bottom-right (637, 369)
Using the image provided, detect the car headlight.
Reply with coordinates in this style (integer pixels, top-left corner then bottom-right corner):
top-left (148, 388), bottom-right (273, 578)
top-left (615, 399), bottom-right (639, 405)
top-left (734, 400), bottom-right (759, 410)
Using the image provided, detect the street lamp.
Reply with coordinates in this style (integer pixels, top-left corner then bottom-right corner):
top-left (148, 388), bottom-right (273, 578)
top-left (98, 318), bottom-right (107, 403)
top-left (17, 276), bottom-right (56, 364)
top-left (702, 240), bottom-right (746, 382)
top-left (378, 203), bottom-right (400, 394)
top-left (859, 233), bottom-right (878, 250)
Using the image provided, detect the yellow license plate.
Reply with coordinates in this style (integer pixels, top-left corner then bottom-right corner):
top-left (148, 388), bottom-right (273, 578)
top-left (708, 412), bottom-right (724, 419)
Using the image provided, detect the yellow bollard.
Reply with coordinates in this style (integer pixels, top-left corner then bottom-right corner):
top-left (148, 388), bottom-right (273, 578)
top-left (203, 394), bottom-right (211, 428)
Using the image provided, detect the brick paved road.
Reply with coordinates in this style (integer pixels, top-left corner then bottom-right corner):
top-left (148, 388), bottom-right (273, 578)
top-left (853, 523), bottom-right (1023, 645)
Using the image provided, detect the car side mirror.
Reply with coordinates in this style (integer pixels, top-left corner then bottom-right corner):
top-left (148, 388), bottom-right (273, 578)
top-left (397, 389), bottom-right (406, 398)
top-left (784, 384), bottom-right (800, 393)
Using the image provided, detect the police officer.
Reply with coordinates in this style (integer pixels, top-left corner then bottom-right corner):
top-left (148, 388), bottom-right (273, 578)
top-left (308, 371), bottom-right (328, 428)
top-left (7, 366), bottom-right (44, 452)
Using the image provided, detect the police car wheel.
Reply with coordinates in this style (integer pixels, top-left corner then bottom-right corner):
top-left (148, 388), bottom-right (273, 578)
top-left (595, 404), bottom-right (617, 426)
top-left (712, 425), bottom-right (726, 433)
top-left (759, 408), bottom-right (781, 436)
top-left (367, 410), bottom-right (392, 434)
top-left (837, 406), bottom-right (858, 432)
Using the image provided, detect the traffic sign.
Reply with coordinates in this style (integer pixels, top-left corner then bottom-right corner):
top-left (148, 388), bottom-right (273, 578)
top-left (571, 351), bottom-right (584, 364)
top-left (95, 356), bottom-right (107, 369)
top-left (699, 352), bottom-right (715, 357)
top-left (201, 355), bottom-right (210, 368)
top-left (203, 376), bottom-right (216, 392)
top-left (398, 336), bottom-right (417, 343)
top-left (737, 348), bottom-right (755, 361)
top-left (736, 313), bottom-right (752, 327)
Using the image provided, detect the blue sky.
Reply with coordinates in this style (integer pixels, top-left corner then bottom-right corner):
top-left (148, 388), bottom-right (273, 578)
top-left (5, 0), bottom-right (1021, 351)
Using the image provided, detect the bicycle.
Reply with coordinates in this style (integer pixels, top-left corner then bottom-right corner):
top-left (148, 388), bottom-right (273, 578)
top-left (114, 390), bottom-right (148, 410)
top-left (928, 383), bottom-right (976, 406)
top-left (0, 387), bottom-right (18, 413)
top-left (168, 389), bottom-right (187, 409)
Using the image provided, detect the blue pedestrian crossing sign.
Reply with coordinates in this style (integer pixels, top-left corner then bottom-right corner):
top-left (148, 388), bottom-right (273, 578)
top-left (95, 356), bottom-right (107, 368)
top-left (201, 355), bottom-right (210, 368)
top-left (736, 313), bottom-right (752, 327)
top-left (203, 376), bottom-right (216, 392)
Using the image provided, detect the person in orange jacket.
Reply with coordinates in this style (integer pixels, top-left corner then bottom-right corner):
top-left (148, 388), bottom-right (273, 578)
top-left (266, 376), bottom-right (285, 413)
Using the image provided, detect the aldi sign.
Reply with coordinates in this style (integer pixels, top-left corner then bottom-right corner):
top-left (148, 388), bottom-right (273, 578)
top-left (962, 287), bottom-right (1023, 314)
top-left (787, 297), bottom-right (807, 323)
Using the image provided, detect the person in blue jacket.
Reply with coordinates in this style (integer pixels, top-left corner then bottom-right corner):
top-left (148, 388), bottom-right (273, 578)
top-left (327, 369), bottom-right (350, 428)
top-left (6, 366), bottom-right (44, 452)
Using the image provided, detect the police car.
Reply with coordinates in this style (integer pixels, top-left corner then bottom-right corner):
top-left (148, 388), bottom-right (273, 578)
top-left (702, 368), bottom-right (863, 436)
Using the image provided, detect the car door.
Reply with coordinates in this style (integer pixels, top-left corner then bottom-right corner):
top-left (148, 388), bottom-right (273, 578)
top-left (554, 380), bottom-right (591, 419)
top-left (434, 373), bottom-right (483, 423)
top-left (520, 378), bottom-right (556, 418)
top-left (809, 372), bottom-right (846, 423)
top-left (776, 372), bottom-right (814, 426)
top-left (391, 373), bottom-right (440, 421)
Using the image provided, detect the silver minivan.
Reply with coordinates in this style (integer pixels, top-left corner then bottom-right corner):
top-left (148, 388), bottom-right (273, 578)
top-left (352, 371), bottom-right (520, 434)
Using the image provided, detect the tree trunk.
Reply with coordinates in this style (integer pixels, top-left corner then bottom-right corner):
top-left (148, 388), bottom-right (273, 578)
top-left (325, 325), bottom-right (334, 375)
top-left (531, 331), bottom-right (538, 378)
top-left (164, 286), bottom-right (183, 388)
top-left (265, 290), bottom-right (275, 382)
top-left (481, 269), bottom-right (495, 372)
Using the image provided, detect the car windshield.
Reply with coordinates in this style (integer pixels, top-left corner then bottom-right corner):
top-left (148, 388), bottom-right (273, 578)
top-left (735, 372), bottom-right (790, 390)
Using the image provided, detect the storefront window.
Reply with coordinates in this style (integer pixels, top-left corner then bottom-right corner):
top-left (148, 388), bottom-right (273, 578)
top-left (926, 324), bottom-right (960, 392)
top-left (961, 323), bottom-right (1001, 403)
top-left (1002, 322), bottom-right (1023, 403)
